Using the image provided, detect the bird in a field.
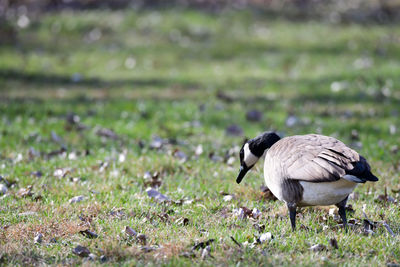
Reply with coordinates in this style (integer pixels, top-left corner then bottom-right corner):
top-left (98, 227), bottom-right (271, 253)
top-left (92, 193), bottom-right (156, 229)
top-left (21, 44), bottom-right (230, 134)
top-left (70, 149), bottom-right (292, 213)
top-left (236, 132), bottom-right (379, 231)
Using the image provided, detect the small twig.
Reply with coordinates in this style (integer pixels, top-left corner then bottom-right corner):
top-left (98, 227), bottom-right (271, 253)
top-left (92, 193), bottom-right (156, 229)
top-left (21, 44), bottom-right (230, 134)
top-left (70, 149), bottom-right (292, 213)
top-left (362, 210), bottom-right (373, 225)
top-left (230, 236), bottom-right (242, 248)
top-left (382, 222), bottom-right (395, 237)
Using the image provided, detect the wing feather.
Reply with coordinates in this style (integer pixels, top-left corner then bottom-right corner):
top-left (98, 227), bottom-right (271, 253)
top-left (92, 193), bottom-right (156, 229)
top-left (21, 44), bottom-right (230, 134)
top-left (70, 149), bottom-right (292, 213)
top-left (268, 134), bottom-right (377, 183)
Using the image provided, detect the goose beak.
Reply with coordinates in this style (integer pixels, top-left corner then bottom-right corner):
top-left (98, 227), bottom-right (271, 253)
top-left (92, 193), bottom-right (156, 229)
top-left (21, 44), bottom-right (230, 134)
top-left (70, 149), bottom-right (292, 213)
top-left (236, 165), bottom-right (249, 184)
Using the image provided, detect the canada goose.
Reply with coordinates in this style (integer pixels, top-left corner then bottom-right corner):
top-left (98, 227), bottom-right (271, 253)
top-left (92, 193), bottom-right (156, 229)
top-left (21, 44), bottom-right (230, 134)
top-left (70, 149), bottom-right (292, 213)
top-left (237, 132), bottom-right (379, 231)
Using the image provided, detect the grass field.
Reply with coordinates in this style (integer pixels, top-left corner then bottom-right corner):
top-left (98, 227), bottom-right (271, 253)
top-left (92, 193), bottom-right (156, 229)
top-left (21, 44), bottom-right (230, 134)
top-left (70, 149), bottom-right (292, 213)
top-left (1, 8), bottom-right (400, 266)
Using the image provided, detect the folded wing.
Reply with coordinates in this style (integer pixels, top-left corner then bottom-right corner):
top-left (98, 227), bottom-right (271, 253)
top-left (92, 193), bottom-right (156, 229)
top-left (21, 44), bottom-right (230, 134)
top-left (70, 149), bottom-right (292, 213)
top-left (272, 134), bottom-right (379, 183)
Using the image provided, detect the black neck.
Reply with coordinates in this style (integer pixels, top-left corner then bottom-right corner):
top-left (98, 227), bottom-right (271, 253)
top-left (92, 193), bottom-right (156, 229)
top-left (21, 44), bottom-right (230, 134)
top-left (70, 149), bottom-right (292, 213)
top-left (248, 132), bottom-right (281, 157)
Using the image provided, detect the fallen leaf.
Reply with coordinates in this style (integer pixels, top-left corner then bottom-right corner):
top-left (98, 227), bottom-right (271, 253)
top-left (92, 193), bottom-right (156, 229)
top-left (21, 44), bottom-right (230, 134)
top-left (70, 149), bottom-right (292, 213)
top-left (137, 233), bottom-right (147, 245)
top-left (226, 156), bottom-right (236, 166)
top-left (376, 187), bottom-right (395, 203)
top-left (109, 208), bottom-right (126, 219)
top-left (53, 168), bottom-right (71, 178)
top-left (209, 152), bottom-right (223, 162)
top-left (149, 136), bottom-right (164, 150)
top-left (361, 229), bottom-right (375, 236)
top-left (232, 208), bottom-right (245, 220)
top-left (329, 208), bottom-right (340, 221)
top-left (146, 187), bottom-right (170, 203)
top-left (51, 131), bottom-right (66, 149)
top-left (66, 112), bottom-right (80, 125)
top-left (260, 185), bottom-right (277, 201)
top-left (99, 255), bottom-right (107, 263)
top-left (96, 127), bottom-right (118, 140)
top-left (143, 171), bottom-right (153, 180)
top-left (173, 149), bottom-right (188, 162)
top-left (253, 223), bottom-right (265, 233)
top-left (285, 115), bottom-right (299, 128)
top-left (141, 246), bottom-right (157, 253)
top-left (158, 212), bottom-right (169, 222)
top-left (246, 109), bottom-right (263, 122)
top-left (225, 124), bottom-right (243, 136)
top-left (192, 239), bottom-right (215, 250)
top-left (34, 232), bottom-right (43, 244)
top-left (299, 224), bottom-right (310, 231)
top-left (65, 112), bottom-right (87, 131)
top-left (72, 245), bottom-right (90, 257)
top-left (125, 226), bottom-right (137, 237)
top-left (0, 176), bottom-right (16, 188)
top-left (46, 147), bottom-right (67, 159)
top-left (176, 217), bottom-right (190, 226)
top-left (180, 251), bottom-right (196, 258)
top-left (97, 161), bottom-right (109, 173)
top-left (28, 147), bottom-right (41, 159)
top-left (69, 195), bottom-right (86, 204)
top-left (252, 208), bottom-right (262, 219)
top-left (80, 229), bottom-right (98, 239)
top-left (232, 206), bottom-right (261, 219)
top-left (201, 245), bottom-right (211, 259)
top-left (17, 186), bottom-right (33, 198)
top-left (310, 244), bottom-right (327, 252)
top-left (33, 195), bottom-right (43, 201)
top-left (143, 171), bottom-right (162, 188)
top-left (31, 171), bottom-right (43, 178)
top-left (216, 90), bottom-right (233, 102)
top-left (363, 219), bottom-right (375, 231)
top-left (240, 206), bottom-right (253, 218)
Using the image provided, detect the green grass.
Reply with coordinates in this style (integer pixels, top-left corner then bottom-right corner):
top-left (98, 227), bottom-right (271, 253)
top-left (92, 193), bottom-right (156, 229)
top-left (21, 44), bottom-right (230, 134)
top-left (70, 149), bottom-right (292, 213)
top-left (1, 8), bottom-right (400, 266)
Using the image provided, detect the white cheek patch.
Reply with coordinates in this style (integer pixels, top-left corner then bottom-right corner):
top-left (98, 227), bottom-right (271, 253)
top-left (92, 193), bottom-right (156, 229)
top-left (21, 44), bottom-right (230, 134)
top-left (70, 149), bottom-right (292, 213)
top-left (243, 143), bottom-right (259, 167)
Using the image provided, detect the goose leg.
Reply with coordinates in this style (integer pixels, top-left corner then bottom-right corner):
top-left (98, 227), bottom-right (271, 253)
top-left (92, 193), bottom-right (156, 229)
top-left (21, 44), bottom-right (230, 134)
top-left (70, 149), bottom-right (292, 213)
top-left (336, 197), bottom-right (348, 232)
top-left (287, 203), bottom-right (297, 231)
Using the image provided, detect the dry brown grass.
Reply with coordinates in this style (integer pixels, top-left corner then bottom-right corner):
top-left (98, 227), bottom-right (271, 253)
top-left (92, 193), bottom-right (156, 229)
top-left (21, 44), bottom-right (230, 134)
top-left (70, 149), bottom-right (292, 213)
top-left (2, 219), bottom-right (85, 244)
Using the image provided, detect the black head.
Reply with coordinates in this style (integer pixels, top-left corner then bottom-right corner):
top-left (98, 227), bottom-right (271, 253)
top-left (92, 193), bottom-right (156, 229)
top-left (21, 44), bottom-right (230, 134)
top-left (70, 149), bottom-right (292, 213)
top-left (236, 131), bottom-right (280, 184)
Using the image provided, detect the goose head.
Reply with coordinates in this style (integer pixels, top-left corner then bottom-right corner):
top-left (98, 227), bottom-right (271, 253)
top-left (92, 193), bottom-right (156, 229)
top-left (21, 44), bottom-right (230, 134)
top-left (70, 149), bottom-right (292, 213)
top-left (236, 131), bottom-right (281, 184)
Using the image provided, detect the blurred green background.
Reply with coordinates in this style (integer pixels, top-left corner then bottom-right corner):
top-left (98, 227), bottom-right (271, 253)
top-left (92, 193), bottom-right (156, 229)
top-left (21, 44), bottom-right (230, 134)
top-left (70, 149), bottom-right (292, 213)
top-left (1, 0), bottom-right (400, 266)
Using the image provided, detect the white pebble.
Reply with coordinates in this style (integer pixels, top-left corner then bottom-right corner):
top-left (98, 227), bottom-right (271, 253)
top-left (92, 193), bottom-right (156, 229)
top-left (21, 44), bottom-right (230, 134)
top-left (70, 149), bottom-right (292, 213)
top-left (0, 184), bottom-right (7, 195)
top-left (259, 232), bottom-right (273, 243)
top-left (223, 195), bottom-right (233, 202)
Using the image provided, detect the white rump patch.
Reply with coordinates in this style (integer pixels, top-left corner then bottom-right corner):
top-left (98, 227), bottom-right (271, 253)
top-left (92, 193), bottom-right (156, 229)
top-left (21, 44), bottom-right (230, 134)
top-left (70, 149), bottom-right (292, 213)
top-left (299, 179), bottom-right (357, 206)
top-left (243, 143), bottom-right (259, 167)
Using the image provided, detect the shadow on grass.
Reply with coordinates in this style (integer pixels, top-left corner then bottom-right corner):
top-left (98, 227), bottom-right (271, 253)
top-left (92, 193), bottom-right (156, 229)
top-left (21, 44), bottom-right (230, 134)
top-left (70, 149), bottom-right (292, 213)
top-left (1, 67), bottom-right (399, 108)
top-left (0, 68), bottom-right (200, 89)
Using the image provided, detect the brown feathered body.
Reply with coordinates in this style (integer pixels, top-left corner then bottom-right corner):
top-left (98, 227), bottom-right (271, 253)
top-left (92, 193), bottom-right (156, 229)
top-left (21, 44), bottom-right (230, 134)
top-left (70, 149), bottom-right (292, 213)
top-left (264, 134), bottom-right (377, 206)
